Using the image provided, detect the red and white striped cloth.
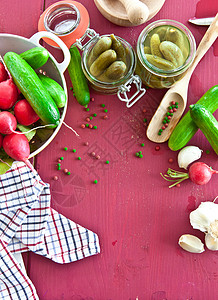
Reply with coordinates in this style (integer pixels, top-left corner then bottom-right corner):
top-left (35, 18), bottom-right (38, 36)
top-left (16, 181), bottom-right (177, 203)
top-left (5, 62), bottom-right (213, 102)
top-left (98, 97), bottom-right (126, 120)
top-left (0, 161), bottom-right (100, 299)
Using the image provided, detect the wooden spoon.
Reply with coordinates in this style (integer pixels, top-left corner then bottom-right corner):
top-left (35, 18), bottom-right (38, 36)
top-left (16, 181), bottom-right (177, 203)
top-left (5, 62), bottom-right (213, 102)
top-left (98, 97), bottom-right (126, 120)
top-left (146, 12), bottom-right (218, 143)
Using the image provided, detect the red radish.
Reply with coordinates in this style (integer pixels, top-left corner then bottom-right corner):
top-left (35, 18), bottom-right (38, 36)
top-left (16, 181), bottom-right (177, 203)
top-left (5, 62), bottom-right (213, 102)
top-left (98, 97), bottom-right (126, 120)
top-left (188, 162), bottom-right (218, 185)
top-left (0, 78), bottom-right (18, 110)
top-left (0, 62), bottom-right (8, 82)
top-left (0, 111), bottom-right (17, 134)
top-left (14, 99), bottom-right (39, 126)
top-left (161, 162), bottom-right (218, 188)
top-left (2, 132), bottom-right (34, 172)
top-left (0, 134), bottom-right (3, 148)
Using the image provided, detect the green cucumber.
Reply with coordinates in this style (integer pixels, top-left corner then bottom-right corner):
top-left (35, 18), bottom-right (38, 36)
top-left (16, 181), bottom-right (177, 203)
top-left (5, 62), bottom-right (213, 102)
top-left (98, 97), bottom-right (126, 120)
top-left (20, 47), bottom-right (49, 70)
top-left (190, 104), bottom-right (218, 155)
top-left (38, 74), bottom-right (66, 108)
top-left (68, 46), bottom-right (90, 106)
top-left (4, 52), bottom-right (60, 126)
top-left (168, 85), bottom-right (218, 151)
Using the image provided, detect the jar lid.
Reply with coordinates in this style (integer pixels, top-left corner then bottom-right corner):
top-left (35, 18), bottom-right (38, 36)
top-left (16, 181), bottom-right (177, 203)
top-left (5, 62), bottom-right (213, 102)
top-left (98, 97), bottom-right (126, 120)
top-left (38, 0), bottom-right (89, 48)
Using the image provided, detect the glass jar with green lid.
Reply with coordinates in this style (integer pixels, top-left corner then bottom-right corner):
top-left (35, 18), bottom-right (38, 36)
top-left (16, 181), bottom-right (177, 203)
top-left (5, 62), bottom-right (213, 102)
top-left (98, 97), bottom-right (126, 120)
top-left (136, 20), bottom-right (196, 89)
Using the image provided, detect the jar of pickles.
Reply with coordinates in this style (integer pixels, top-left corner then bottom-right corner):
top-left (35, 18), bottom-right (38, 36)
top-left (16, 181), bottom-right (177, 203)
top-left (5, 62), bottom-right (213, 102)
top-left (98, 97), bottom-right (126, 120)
top-left (136, 20), bottom-right (196, 89)
top-left (39, 1), bottom-right (146, 107)
top-left (79, 33), bottom-right (145, 107)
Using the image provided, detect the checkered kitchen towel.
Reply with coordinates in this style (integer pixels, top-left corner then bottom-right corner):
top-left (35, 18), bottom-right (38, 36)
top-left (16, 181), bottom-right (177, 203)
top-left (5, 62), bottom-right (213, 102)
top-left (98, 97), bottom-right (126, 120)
top-left (0, 161), bottom-right (100, 299)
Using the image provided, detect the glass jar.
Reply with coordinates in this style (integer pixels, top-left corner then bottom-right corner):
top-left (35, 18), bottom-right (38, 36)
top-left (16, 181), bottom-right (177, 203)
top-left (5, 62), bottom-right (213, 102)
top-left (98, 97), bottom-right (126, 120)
top-left (38, 0), bottom-right (90, 48)
top-left (136, 20), bottom-right (196, 89)
top-left (79, 34), bottom-right (145, 107)
top-left (39, 1), bottom-right (146, 107)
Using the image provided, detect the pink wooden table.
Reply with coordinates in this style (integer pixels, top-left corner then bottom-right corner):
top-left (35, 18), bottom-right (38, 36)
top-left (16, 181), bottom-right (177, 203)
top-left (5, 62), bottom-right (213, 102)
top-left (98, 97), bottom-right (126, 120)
top-left (1, 0), bottom-right (218, 299)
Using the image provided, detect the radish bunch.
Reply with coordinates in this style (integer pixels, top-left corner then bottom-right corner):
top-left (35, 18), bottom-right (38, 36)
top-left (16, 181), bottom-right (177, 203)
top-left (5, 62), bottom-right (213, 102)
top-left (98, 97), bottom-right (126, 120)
top-left (0, 61), bottom-right (39, 170)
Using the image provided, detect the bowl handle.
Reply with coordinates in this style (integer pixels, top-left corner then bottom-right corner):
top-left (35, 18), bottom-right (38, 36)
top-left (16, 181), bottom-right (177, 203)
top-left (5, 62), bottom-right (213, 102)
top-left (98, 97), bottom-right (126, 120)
top-left (29, 31), bottom-right (71, 74)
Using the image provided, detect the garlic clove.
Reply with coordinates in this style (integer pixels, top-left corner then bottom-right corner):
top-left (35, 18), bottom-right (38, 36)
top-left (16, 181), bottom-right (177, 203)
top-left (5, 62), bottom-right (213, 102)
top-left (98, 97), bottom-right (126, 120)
top-left (190, 201), bottom-right (218, 232)
top-left (178, 234), bottom-right (205, 253)
top-left (205, 233), bottom-right (218, 251)
top-left (178, 146), bottom-right (202, 169)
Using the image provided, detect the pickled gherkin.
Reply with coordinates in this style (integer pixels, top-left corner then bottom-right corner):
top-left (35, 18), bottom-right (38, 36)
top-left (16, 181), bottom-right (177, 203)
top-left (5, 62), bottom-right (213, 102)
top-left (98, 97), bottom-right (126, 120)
top-left (90, 49), bottom-right (117, 77)
top-left (97, 61), bottom-right (127, 82)
top-left (88, 36), bottom-right (112, 65)
top-left (160, 41), bottom-right (184, 68)
top-left (145, 54), bottom-right (175, 70)
top-left (150, 34), bottom-right (163, 58)
top-left (165, 28), bottom-right (188, 59)
top-left (110, 34), bottom-right (126, 60)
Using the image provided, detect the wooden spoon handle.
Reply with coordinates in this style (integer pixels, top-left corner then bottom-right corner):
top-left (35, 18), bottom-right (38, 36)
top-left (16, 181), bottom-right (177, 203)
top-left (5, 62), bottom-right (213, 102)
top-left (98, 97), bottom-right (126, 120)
top-left (187, 12), bottom-right (218, 75)
top-left (118, 0), bottom-right (149, 25)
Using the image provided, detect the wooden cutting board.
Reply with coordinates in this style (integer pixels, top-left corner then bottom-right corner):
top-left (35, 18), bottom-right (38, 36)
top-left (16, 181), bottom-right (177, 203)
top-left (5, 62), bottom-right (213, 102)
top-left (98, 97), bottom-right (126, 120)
top-left (94, 0), bottom-right (166, 27)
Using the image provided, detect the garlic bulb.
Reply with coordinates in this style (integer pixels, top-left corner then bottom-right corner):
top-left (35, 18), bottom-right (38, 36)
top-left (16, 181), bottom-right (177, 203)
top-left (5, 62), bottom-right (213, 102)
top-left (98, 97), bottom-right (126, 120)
top-left (178, 146), bottom-right (202, 169)
top-left (178, 234), bottom-right (205, 253)
top-left (190, 201), bottom-right (218, 251)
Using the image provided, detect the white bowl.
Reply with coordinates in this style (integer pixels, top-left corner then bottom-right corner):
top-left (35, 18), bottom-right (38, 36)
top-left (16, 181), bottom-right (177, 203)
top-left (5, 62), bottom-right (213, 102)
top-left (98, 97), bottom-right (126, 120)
top-left (0, 31), bottom-right (71, 158)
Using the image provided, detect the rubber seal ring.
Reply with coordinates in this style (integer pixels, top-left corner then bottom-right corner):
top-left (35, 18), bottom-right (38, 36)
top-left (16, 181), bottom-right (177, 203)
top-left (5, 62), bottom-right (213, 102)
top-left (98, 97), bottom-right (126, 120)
top-left (38, 0), bottom-right (89, 48)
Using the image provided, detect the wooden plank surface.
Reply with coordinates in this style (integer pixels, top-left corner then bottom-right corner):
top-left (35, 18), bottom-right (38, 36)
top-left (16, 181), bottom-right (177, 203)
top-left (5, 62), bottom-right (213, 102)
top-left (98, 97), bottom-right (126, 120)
top-left (1, 0), bottom-right (218, 299)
